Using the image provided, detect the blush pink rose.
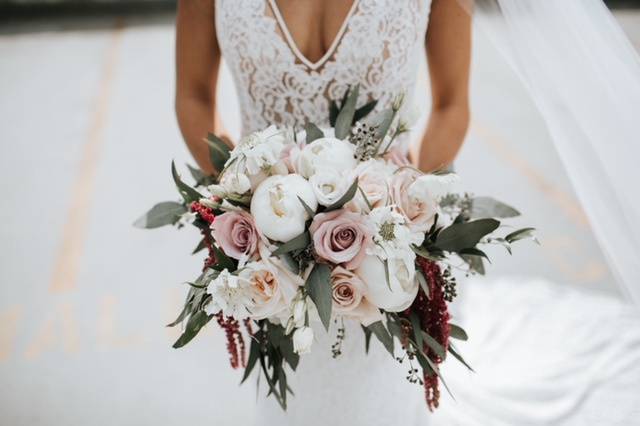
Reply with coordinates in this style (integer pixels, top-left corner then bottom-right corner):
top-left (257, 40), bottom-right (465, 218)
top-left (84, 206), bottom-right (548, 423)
top-left (331, 267), bottom-right (383, 326)
top-left (309, 209), bottom-right (373, 270)
top-left (389, 168), bottom-right (437, 232)
top-left (211, 210), bottom-right (260, 262)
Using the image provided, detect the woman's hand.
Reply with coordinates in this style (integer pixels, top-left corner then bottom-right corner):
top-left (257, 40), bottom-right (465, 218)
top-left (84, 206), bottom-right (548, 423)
top-left (175, 0), bottom-right (231, 176)
top-left (417, 0), bottom-right (472, 173)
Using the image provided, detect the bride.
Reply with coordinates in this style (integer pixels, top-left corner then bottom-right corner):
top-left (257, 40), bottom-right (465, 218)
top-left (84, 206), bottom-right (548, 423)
top-left (174, 0), bottom-right (640, 424)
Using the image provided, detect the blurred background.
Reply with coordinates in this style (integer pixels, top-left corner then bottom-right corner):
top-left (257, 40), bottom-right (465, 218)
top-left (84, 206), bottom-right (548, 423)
top-left (1, 1), bottom-right (639, 425)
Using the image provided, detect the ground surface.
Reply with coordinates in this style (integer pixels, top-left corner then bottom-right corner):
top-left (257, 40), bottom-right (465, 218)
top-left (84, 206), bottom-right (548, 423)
top-left (1, 10), bottom-right (638, 426)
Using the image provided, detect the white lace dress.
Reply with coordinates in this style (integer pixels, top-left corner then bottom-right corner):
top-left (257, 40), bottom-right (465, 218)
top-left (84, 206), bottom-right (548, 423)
top-left (214, 1), bottom-right (640, 425)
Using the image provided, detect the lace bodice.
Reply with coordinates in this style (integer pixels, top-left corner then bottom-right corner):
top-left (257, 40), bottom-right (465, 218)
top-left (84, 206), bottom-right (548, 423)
top-left (215, 0), bottom-right (432, 139)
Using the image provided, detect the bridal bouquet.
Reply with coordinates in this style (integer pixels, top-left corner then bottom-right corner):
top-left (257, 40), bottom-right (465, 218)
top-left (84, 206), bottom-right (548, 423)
top-left (136, 86), bottom-right (535, 410)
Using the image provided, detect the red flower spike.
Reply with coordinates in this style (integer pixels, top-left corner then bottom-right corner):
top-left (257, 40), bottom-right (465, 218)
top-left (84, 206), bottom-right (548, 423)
top-left (216, 312), bottom-right (247, 369)
top-left (404, 257), bottom-right (451, 411)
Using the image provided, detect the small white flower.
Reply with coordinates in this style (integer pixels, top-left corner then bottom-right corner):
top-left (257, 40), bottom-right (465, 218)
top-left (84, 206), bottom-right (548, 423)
top-left (296, 137), bottom-right (357, 178)
top-left (220, 171), bottom-right (251, 195)
top-left (231, 126), bottom-right (289, 176)
top-left (309, 170), bottom-right (352, 207)
top-left (293, 326), bottom-right (314, 355)
top-left (291, 296), bottom-right (307, 328)
top-left (177, 211), bottom-right (197, 227)
top-left (368, 206), bottom-right (424, 259)
top-left (204, 269), bottom-right (252, 319)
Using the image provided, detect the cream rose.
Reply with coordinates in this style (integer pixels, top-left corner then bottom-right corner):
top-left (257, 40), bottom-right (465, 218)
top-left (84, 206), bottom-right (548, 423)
top-left (346, 159), bottom-right (395, 212)
top-left (355, 254), bottom-right (418, 312)
top-left (240, 245), bottom-right (303, 320)
top-left (250, 174), bottom-right (318, 242)
top-left (331, 267), bottom-right (383, 326)
top-left (296, 137), bottom-right (357, 178)
top-left (389, 168), bottom-right (438, 232)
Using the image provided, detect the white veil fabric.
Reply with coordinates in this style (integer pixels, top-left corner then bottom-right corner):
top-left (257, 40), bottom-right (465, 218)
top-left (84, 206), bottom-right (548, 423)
top-left (456, 0), bottom-right (640, 305)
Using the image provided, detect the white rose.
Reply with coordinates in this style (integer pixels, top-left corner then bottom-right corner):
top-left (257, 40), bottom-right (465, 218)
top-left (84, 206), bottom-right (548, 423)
top-left (293, 326), bottom-right (314, 355)
top-left (355, 254), bottom-right (418, 312)
top-left (408, 173), bottom-right (460, 201)
top-left (347, 159), bottom-right (395, 212)
top-left (309, 170), bottom-right (352, 207)
top-left (250, 174), bottom-right (318, 242)
top-left (220, 171), bottom-right (251, 195)
top-left (296, 137), bottom-right (357, 178)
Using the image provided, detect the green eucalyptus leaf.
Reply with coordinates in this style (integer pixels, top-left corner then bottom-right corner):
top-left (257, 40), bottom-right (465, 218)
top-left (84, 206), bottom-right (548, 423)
top-left (186, 164), bottom-right (205, 185)
top-left (410, 313), bottom-right (423, 349)
top-left (210, 245), bottom-right (236, 272)
top-left (422, 332), bottom-right (446, 359)
top-left (334, 85), bottom-right (360, 139)
top-left (241, 338), bottom-right (260, 383)
top-left (449, 323), bottom-right (469, 341)
top-left (306, 264), bottom-right (332, 331)
top-left (448, 343), bottom-right (474, 372)
top-left (205, 133), bottom-right (231, 172)
top-left (171, 161), bottom-right (204, 203)
top-left (459, 247), bottom-right (490, 261)
top-left (461, 254), bottom-right (485, 275)
top-left (172, 310), bottom-right (212, 349)
top-left (329, 100), bottom-right (340, 127)
top-left (471, 196), bottom-right (520, 219)
top-left (297, 196), bottom-right (316, 218)
top-left (353, 99), bottom-right (378, 123)
top-left (192, 238), bottom-right (207, 255)
top-left (373, 108), bottom-right (395, 141)
top-left (272, 232), bottom-right (311, 256)
top-left (505, 227), bottom-right (538, 244)
top-left (304, 122), bottom-right (324, 143)
top-left (362, 325), bottom-right (373, 354)
top-left (416, 269), bottom-right (430, 298)
top-left (325, 178), bottom-right (359, 211)
top-left (133, 201), bottom-right (186, 229)
top-left (367, 321), bottom-right (394, 356)
top-left (435, 218), bottom-right (501, 252)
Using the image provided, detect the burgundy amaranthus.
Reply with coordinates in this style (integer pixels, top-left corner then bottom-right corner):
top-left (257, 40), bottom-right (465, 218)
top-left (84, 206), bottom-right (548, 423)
top-left (405, 257), bottom-right (451, 411)
top-left (190, 201), bottom-right (217, 269)
top-left (215, 313), bottom-right (247, 369)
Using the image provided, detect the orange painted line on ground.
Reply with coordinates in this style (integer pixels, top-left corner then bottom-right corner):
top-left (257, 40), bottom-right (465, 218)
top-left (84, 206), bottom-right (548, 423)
top-left (471, 121), bottom-right (590, 228)
top-left (49, 21), bottom-right (124, 293)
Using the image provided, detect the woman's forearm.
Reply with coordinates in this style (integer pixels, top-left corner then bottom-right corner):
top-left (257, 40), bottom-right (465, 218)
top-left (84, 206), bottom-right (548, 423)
top-left (176, 93), bottom-right (216, 175)
top-left (417, 104), bottom-right (469, 173)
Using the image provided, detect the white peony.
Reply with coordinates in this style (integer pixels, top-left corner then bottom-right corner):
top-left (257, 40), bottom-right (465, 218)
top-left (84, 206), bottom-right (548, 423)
top-left (292, 326), bottom-right (314, 355)
top-left (355, 254), bottom-right (418, 312)
top-left (204, 269), bottom-right (252, 319)
top-left (309, 170), bottom-right (353, 207)
top-left (250, 174), bottom-right (318, 242)
top-left (230, 125), bottom-right (290, 176)
top-left (296, 137), bottom-right (357, 178)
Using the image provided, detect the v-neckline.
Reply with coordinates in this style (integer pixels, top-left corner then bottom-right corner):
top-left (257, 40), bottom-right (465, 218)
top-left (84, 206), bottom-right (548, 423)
top-left (267, 0), bottom-right (359, 71)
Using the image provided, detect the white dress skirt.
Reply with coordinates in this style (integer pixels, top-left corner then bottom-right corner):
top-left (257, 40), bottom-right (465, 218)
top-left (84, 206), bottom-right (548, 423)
top-left (253, 278), bottom-right (640, 426)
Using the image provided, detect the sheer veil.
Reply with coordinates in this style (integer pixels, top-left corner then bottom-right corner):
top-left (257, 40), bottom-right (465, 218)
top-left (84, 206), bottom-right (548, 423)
top-left (456, 0), bottom-right (640, 305)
